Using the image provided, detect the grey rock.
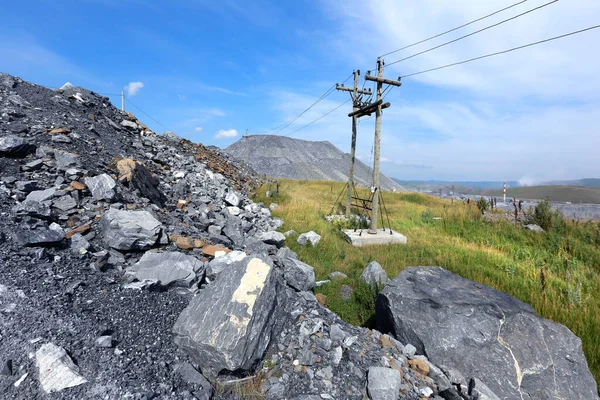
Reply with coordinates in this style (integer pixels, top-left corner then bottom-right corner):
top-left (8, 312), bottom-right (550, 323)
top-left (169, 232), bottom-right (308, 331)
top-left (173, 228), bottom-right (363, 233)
top-left (525, 224), bottom-right (545, 233)
top-left (376, 266), bottom-right (600, 400)
top-left (260, 231), bottom-right (286, 247)
top-left (95, 336), bottom-right (114, 348)
top-left (173, 363), bottom-right (212, 400)
top-left (60, 82), bottom-right (74, 90)
top-left (69, 233), bottom-right (90, 254)
top-left (224, 191), bottom-right (241, 207)
top-left (367, 367), bottom-right (401, 400)
top-left (120, 120), bottom-right (139, 130)
top-left (36, 145), bottom-right (54, 158)
top-left (100, 209), bottom-right (163, 251)
top-left (26, 187), bottom-right (56, 202)
top-left (51, 134), bottom-right (72, 143)
top-left (207, 225), bottom-right (221, 236)
top-left (35, 343), bottom-right (87, 393)
top-left (15, 180), bottom-right (38, 192)
top-left (206, 250), bottom-right (247, 281)
top-left (0, 135), bottom-right (35, 157)
top-left (85, 173), bottom-right (117, 201)
top-left (360, 261), bottom-right (388, 287)
top-left (274, 247), bottom-right (298, 263)
top-left (269, 203), bottom-right (279, 211)
top-left (284, 230), bottom-right (296, 237)
top-left (222, 215), bottom-right (244, 247)
top-left (282, 257), bottom-right (315, 292)
top-left (297, 231), bottom-right (321, 246)
top-left (126, 251), bottom-right (201, 288)
top-left (54, 149), bottom-right (79, 170)
top-left (13, 200), bottom-right (52, 220)
top-left (15, 227), bottom-right (64, 247)
top-left (172, 257), bottom-right (289, 377)
top-left (21, 159), bottom-right (44, 171)
top-left (52, 195), bottom-right (77, 212)
top-left (402, 343), bottom-right (416, 358)
top-left (329, 324), bottom-right (347, 342)
top-left (328, 271), bottom-right (347, 280)
top-left (163, 130), bottom-right (180, 141)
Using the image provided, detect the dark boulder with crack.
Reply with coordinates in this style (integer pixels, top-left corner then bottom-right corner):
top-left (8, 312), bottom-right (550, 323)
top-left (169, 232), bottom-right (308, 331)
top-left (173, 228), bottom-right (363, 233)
top-left (376, 266), bottom-right (599, 400)
top-left (172, 256), bottom-right (290, 377)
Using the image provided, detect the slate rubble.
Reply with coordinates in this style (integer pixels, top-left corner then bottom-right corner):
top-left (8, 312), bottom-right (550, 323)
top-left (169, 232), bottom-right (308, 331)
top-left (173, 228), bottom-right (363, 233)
top-left (0, 72), bottom-right (596, 400)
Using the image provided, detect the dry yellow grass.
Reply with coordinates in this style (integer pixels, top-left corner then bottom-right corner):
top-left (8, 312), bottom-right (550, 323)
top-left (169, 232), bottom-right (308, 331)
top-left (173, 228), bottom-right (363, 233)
top-left (254, 179), bottom-right (600, 385)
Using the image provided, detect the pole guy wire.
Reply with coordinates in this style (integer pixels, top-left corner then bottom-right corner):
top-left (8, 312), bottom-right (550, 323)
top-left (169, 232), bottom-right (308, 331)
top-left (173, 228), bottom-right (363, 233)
top-left (386, 0), bottom-right (559, 67)
top-left (251, 73), bottom-right (353, 135)
top-left (282, 99), bottom-right (351, 136)
top-left (125, 98), bottom-right (170, 131)
top-left (379, 0), bottom-right (529, 58)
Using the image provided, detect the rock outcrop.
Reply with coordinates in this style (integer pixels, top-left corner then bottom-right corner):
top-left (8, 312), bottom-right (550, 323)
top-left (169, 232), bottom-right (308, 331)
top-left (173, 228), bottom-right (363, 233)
top-left (376, 266), bottom-right (600, 400)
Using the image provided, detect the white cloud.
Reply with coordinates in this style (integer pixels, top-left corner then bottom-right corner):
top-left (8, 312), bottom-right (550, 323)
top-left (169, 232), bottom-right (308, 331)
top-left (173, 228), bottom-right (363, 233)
top-left (178, 94), bottom-right (186, 100)
top-left (124, 81), bottom-right (144, 96)
top-left (214, 129), bottom-right (239, 140)
top-left (194, 127), bottom-right (203, 132)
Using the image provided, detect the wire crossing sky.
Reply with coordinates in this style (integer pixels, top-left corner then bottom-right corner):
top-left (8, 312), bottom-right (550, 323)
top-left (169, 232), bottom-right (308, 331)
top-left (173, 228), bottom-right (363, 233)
top-left (1, 0), bottom-right (599, 182)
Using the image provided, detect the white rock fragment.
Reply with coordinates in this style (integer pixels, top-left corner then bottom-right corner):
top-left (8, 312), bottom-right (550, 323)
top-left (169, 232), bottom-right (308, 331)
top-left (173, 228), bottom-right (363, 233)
top-left (35, 343), bottom-right (87, 393)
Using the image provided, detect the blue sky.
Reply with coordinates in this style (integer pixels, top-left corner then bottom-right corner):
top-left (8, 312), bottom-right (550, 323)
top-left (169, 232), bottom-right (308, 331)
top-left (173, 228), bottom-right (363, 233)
top-left (2, 0), bottom-right (600, 183)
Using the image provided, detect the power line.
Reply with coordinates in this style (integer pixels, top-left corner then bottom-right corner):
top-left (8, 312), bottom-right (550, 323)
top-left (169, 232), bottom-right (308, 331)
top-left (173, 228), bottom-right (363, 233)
top-left (125, 98), bottom-right (170, 131)
top-left (401, 24), bottom-right (600, 78)
top-left (250, 73), bottom-right (353, 135)
top-left (283, 99), bottom-right (351, 136)
top-left (387, 0), bottom-right (558, 67)
top-left (379, 0), bottom-right (528, 58)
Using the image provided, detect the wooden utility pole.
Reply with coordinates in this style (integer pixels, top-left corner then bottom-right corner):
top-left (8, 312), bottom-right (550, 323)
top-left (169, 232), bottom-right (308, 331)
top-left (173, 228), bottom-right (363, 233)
top-left (365, 59), bottom-right (401, 233)
top-left (121, 91), bottom-right (125, 112)
top-left (336, 71), bottom-right (371, 215)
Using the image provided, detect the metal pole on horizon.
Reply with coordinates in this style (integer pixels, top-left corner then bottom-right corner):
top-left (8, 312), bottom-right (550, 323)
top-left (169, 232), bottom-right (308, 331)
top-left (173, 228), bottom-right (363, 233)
top-left (121, 91), bottom-right (125, 112)
top-left (504, 181), bottom-right (507, 203)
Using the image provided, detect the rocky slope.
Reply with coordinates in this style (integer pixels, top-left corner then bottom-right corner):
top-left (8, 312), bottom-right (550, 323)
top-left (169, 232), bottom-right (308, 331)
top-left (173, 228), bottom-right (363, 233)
top-left (224, 135), bottom-right (404, 192)
top-left (0, 73), bottom-right (597, 400)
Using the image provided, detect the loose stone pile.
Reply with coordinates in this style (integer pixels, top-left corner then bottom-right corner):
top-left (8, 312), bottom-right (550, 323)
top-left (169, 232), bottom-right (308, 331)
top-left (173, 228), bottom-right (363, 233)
top-left (0, 73), bottom-right (597, 400)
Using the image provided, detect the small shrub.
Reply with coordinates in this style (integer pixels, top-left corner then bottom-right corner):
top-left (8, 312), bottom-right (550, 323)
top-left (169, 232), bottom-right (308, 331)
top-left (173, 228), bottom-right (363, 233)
top-left (533, 200), bottom-right (553, 231)
top-left (421, 209), bottom-right (434, 224)
top-left (476, 197), bottom-right (488, 214)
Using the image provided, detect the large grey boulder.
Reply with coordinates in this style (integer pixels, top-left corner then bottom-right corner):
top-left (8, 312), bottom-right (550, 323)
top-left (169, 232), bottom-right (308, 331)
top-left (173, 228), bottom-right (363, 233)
top-left (126, 251), bottom-right (202, 288)
top-left (100, 209), bottom-right (163, 251)
top-left (360, 261), bottom-right (388, 287)
top-left (376, 266), bottom-right (599, 400)
top-left (35, 343), bottom-right (87, 393)
top-left (0, 135), bottom-right (35, 157)
top-left (172, 257), bottom-right (290, 377)
top-left (367, 367), bottom-right (401, 400)
top-left (282, 257), bottom-right (315, 292)
top-left (84, 173), bottom-right (117, 201)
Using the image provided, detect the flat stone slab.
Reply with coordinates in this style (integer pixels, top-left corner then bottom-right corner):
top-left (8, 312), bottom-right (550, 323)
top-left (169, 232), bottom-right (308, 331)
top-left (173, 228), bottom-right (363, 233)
top-left (343, 229), bottom-right (407, 247)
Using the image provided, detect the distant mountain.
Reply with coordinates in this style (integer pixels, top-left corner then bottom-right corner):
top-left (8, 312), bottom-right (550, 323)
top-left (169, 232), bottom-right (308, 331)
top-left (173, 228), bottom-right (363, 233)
top-left (541, 178), bottom-right (600, 188)
top-left (224, 135), bottom-right (404, 191)
top-left (482, 185), bottom-right (600, 204)
top-left (393, 179), bottom-right (517, 193)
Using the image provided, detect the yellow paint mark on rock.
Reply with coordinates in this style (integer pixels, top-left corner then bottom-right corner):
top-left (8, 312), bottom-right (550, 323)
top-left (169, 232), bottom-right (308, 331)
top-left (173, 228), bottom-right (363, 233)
top-left (228, 258), bottom-right (271, 331)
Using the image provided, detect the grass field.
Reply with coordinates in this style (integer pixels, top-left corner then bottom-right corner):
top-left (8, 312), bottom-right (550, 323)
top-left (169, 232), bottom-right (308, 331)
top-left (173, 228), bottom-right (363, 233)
top-left (254, 179), bottom-right (600, 385)
top-left (482, 185), bottom-right (600, 204)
